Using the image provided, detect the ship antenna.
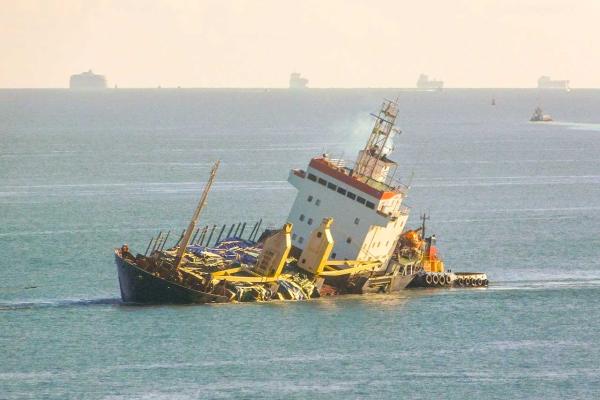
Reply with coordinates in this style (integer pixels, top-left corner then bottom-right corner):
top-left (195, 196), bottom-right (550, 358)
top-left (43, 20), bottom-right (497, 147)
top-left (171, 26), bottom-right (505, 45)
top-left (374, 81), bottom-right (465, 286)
top-left (175, 160), bottom-right (220, 268)
top-left (407, 169), bottom-right (415, 189)
top-left (420, 212), bottom-right (429, 238)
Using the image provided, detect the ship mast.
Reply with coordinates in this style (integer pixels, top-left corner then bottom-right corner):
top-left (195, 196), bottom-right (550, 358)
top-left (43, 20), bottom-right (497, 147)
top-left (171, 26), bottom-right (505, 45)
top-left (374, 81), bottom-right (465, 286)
top-left (175, 160), bottom-right (220, 268)
top-left (354, 99), bottom-right (399, 180)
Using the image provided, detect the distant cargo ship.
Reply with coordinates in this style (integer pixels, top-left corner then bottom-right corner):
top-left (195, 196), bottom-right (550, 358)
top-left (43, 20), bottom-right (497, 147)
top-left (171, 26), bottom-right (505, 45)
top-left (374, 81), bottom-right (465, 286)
top-left (537, 76), bottom-right (569, 91)
top-left (289, 72), bottom-right (308, 89)
top-left (69, 70), bottom-right (107, 89)
top-left (416, 74), bottom-right (443, 90)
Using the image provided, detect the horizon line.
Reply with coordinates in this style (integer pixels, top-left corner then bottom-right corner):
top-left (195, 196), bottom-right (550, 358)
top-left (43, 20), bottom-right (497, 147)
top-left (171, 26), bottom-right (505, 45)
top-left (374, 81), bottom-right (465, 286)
top-left (0, 86), bottom-right (594, 90)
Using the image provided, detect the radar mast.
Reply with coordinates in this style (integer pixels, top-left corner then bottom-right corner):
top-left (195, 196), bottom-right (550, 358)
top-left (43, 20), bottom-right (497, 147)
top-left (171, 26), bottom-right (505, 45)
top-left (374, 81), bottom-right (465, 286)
top-left (354, 99), bottom-right (400, 182)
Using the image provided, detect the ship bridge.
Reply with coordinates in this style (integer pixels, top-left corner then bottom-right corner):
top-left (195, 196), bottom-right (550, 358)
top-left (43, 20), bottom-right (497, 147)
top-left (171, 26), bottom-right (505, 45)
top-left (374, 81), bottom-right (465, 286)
top-left (286, 100), bottom-right (411, 266)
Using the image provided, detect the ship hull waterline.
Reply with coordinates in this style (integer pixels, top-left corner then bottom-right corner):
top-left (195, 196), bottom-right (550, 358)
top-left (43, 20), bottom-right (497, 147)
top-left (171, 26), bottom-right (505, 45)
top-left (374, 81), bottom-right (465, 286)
top-left (115, 251), bottom-right (229, 304)
top-left (115, 251), bottom-right (417, 305)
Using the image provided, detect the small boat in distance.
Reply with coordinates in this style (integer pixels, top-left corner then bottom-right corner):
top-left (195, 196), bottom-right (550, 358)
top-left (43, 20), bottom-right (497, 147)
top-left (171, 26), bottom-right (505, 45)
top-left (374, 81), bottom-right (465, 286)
top-left (530, 106), bottom-right (552, 122)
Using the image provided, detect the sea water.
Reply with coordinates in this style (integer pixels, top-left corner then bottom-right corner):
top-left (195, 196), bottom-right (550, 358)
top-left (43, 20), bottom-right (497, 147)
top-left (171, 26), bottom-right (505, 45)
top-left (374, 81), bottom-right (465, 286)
top-left (1, 89), bottom-right (599, 399)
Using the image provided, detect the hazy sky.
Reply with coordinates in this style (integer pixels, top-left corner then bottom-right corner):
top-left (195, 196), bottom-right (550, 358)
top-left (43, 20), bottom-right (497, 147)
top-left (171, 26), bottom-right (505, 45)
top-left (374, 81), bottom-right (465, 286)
top-left (1, 0), bottom-right (599, 88)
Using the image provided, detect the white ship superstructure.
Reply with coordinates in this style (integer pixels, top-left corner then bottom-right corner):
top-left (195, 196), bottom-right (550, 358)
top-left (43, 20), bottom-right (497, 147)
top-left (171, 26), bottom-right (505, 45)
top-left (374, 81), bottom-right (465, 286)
top-left (286, 100), bottom-right (409, 267)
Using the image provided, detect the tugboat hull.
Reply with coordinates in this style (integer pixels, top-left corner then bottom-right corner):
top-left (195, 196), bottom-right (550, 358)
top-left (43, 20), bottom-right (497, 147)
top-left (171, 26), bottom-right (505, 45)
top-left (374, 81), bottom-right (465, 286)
top-left (331, 273), bottom-right (417, 294)
top-left (115, 251), bottom-right (227, 304)
top-left (359, 273), bottom-right (417, 294)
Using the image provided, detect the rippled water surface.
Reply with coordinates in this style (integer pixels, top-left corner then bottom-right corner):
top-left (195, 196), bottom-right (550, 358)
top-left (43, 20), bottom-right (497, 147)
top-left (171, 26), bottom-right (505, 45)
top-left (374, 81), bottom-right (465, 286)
top-left (1, 89), bottom-right (599, 399)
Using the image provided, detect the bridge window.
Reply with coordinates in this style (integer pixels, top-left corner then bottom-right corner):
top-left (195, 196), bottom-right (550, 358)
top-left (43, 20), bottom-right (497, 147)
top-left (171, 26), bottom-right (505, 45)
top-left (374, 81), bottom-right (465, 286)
top-left (318, 177), bottom-right (327, 186)
top-left (365, 201), bottom-right (375, 209)
top-left (307, 173), bottom-right (317, 182)
top-left (346, 191), bottom-right (356, 200)
top-left (357, 196), bottom-right (366, 205)
top-left (327, 182), bottom-right (337, 191)
top-left (337, 187), bottom-right (347, 195)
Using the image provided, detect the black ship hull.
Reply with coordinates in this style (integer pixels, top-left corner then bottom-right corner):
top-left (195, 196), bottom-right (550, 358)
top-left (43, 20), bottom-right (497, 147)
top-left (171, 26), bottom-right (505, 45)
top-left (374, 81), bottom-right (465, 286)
top-left (115, 249), bottom-right (416, 304)
top-left (114, 251), bottom-right (227, 304)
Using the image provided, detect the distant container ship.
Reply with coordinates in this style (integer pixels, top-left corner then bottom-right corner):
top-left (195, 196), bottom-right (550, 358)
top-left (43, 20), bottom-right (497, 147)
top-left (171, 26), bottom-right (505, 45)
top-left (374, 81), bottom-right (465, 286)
top-left (69, 70), bottom-right (107, 90)
top-left (537, 76), bottom-right (569, 91)
top-left (416, 74), bottom-right (443, 90)
top-left (289, 72), bottom-right (309, 89)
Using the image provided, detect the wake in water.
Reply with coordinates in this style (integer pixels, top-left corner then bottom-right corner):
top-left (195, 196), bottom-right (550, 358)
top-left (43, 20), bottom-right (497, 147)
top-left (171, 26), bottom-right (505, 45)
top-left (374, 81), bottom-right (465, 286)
top-left (549, 121), bottom-right (600, 132)
top-left (485, 278), bottom-right (600, 291)
top-left (0, 297), bottom-right (120, 311)
top-left (3, 278), bottom-right (599, 311)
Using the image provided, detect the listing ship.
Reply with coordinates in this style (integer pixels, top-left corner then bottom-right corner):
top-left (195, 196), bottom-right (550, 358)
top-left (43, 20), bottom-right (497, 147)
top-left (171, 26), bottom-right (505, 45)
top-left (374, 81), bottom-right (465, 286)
top-left (289, 72), bottom-right (309, 89)
top-left (69, 70), bottom-right (107, 90)
top-left (537, 76), bottom-right (570, 91)
top-left (115, 99), bottom-right (488, 304)
top-left (416, 74), bottom-right (443, 90)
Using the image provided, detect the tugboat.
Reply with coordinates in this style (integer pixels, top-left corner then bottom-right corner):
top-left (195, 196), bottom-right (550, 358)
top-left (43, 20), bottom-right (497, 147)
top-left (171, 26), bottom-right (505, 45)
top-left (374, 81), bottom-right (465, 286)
top-left (115, 99), bottom-right (488, 304)
top-left (530, 106), bottom-right (553, 122)
top-left (403, 214), bottom-right (488, 288)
